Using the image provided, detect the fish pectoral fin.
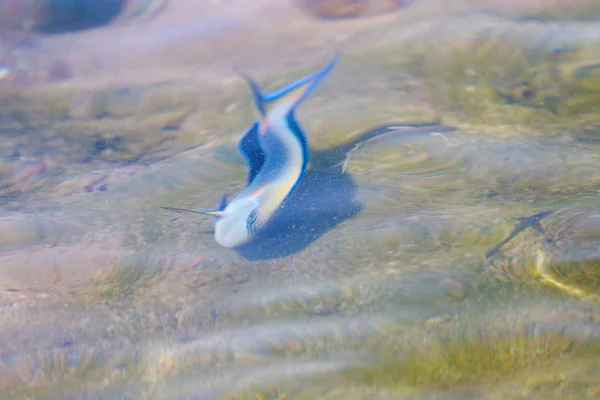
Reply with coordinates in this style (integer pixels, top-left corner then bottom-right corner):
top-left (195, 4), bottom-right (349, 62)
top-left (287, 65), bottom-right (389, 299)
top-left (161, 206), bottom-right (205, 215)
top-left (200, 210), bottom-right (226, 218)
top-left (161, 206), bottom-right (225, 218)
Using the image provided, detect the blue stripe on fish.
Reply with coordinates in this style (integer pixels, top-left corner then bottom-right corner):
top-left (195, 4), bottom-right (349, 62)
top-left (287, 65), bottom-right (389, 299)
top-left (237, 122), bottom-right (264, 184)
top-left (283, 110), bottom-right (310, 202)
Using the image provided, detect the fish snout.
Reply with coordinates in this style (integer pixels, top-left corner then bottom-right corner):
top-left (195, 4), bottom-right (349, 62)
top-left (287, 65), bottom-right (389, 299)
top-left (213, 215), bottom-right (253, 248)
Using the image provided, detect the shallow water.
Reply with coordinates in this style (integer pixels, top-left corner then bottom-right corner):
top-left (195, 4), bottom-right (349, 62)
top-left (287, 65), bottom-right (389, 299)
top-left (1, 1), bottom-right (600, 399)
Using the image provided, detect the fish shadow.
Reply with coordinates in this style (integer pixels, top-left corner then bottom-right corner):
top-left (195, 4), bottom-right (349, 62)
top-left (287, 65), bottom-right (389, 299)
top-left (234, 123), bottom-right (455, 261)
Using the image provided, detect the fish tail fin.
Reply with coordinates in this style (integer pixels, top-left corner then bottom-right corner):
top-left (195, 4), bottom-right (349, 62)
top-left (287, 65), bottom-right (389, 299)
top-left (234, 53), bottom-right (341, 117)
top-left (160, 206), bottom-right (225, 218)
top-left (232, 67), bottom-right (269, 117)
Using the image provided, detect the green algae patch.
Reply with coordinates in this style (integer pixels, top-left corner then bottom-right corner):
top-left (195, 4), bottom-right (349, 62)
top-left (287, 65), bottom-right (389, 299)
top-left (494, 58), bottom-right (600, 117)
top-left (220, 314), bottom-right (600, 399)
top-left (346, 318), bottom-right (598, 390)
top-left (352, 16), bottom-right (600, 135)
top-left (347, 326), bottom-right (578, 387)
top-left (0, 83), bottom-right (213, 165)
top-left (487, 356), bottom-right (600, 400)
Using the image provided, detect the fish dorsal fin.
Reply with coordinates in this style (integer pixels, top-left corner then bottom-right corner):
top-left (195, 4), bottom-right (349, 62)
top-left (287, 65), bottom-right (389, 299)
top-left (237, 122), bottom-right (265, 184)
top-left (234, 54), bottom-right (341, 119)
top-left (160, 206), bottom-right (225, 218)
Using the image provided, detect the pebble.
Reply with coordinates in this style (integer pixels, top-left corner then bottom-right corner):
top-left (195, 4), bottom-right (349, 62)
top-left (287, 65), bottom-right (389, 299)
top-left (438, 279), bottom-right (467, 299)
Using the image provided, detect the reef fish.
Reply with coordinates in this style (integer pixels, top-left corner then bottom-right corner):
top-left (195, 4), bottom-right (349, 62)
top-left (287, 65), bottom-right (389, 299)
top-left (162, 55), bottom-right (340, 248)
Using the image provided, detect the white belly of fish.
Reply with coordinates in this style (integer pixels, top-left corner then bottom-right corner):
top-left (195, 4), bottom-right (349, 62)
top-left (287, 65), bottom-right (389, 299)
top-left (256, 131), bottom-right (304, 222)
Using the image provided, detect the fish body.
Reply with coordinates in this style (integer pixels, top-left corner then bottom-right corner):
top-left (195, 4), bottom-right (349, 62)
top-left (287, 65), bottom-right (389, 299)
top-left (223, 119), bottom-right (307, 247)
top-left (162, 55), bottom-right (340, 248)
top-left (211, 55), bottom-right (340, 247)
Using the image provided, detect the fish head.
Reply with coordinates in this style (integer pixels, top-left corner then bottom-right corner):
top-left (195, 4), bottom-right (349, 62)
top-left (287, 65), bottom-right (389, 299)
top-left (213, 197), bottom-right (260, 248)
